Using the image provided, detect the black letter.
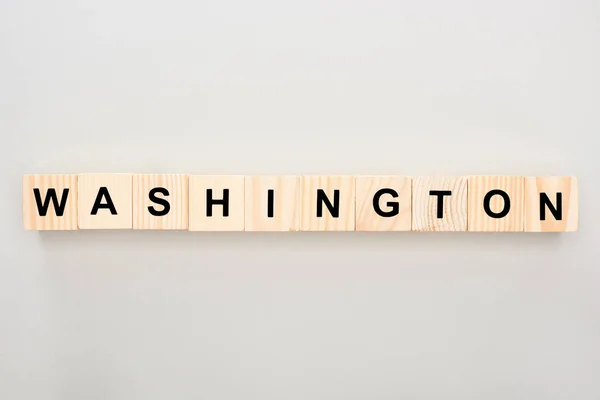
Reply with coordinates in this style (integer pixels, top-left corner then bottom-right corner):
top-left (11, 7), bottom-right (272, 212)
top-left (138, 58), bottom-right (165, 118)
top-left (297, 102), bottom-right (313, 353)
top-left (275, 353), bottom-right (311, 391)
top-left (207, 189), bottom-right (229, 217)
top-left (148, 187), bottom-right (170, 216)
top-left (267, 189), bottom-right (274, 218)
top-left (429, 190), bottom-right (452, 219)
top-left (317, 189), bottom-right (339, 218)
top-left (373, 188), bottom-right (399, 217)
top-left (33, 188), bottom-right (70, 216)
top-left (540, 192), bottom-right (562, 221)
top-left (483, 189), bottom-right (510, 218)
top-left (91, 187), bottom-right (117, 215)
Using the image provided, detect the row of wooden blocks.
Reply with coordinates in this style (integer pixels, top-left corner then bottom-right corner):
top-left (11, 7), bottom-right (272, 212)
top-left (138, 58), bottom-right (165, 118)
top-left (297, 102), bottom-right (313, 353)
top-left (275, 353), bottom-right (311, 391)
top-left (22, 174), bottom-right (578, 232)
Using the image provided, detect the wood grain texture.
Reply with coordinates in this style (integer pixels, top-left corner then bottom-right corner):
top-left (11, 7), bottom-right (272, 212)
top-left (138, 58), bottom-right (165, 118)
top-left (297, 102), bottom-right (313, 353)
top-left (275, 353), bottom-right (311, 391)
top-left (245, 176), bottom-right (300, 231)
top-left (78, 174), bottom-right (133, 229)
top-left (412, 176), bottom-right (467, 232)
top-left (133, 174), bottom-right (189, 230)
top-left (468, 176), bottom-right (524, 232)
top-left (355, 176), bottom-right (411, 231)
top-left (524, 176), bottom-right (578, 232)
top-left (23, 174), bottom-right (78, 230)
top-left (188, 175), bottom-right (245, 231)
top-left (301, 176), bottom-right (355, 231)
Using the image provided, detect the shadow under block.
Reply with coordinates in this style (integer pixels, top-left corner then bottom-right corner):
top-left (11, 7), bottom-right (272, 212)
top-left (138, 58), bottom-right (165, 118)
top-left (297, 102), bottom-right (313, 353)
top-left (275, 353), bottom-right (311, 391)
top-left (188, 175), bottom-right (245, 231)
top-left (355, 176), bottom-right (411, 231)
top-left (78, 174), bottom-right (133, 229)
top-left (245, 176), bottom-right (300, 231)
top-left (23, 174), bottom-right (78, 230)
top-left (468, 176), bottom-right (524, 232)
top-left (524, 176), bottom-right (578, 232)
top-left (412, 176), bottom-right (468, 232)
top-left (133, 174), bottom-right (189, 230)
top-left (301, 176), bottom-right (355, 231)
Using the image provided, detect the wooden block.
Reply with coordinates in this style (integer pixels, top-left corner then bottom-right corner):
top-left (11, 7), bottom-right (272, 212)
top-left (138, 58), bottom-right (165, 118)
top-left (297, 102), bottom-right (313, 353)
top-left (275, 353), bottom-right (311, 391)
top-left (245, 176), bottom-right (300, 231)
top-left (133, 174), bottom-right (189, 230)
top-left (412, 176), bottom-right (467, 231)
top-left (355, 176), bottom-right (411, 231)
top-left (23, 174), bottom-right (78, 230)
top-left (188, 175), bottom-right (245, 231)
top-left (524, 176), bottom-right (578, 232)
top-left (468, 176), bottom-right (524, 232)
top-left (78, 174), bottom-right (133, 229)
top-left (301, 176), bottom-right (355, 231)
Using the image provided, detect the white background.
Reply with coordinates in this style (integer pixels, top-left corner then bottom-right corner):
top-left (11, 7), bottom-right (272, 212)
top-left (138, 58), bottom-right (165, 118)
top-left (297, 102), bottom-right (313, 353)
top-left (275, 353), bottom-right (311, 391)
top-left (1, 0), bottom-right (599, 398)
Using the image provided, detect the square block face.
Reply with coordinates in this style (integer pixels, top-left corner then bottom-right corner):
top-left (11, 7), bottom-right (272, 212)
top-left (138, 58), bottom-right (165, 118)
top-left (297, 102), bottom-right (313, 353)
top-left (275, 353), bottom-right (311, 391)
top-left (78, 174), bottom-right (133, 229)
top-left (525, 176), bottom-right (578, 232)
top-left (301, 176), bottom-right (355, 231)
top-left (245, 176), bottom-right (300, 232)
top-left (133, 174), bottom-right (189, 230)
top-left (23, 175), bottom-right (78, 230)
top-left (468, 176), bottom-right (524, 232)
top-left (189, 175), bottom-right (245, 231)
top-left (355, 176), bottom-right (411, 231)
top-left (412, 177), bottom-right (467, 232)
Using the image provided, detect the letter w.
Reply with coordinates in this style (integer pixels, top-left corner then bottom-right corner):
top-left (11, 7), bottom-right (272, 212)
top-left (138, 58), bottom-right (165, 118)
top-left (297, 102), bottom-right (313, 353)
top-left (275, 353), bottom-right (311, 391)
top-left (33, 188), bottom-right (70, 216)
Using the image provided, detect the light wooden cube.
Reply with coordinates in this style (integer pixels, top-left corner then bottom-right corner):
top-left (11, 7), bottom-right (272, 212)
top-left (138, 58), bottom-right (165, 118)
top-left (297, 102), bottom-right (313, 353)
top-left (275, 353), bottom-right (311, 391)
top-left (355, 176), bottom-right (411, 231)
top-left (189, 175), bottom-right (245, 231)
top-left (78, 174), bottom-right (133, 229)
top-left (245, 176), bottom-right (300, 231)
top-left (301, 176), bottom-right (355, 231)
top-left (524, 176), bottom-right (578, 232)
top-left (468, 176), bottom-right (524, 232)
top-left (133, 174), bottom-right (189, 230)
top-left (23, 174), bottom-right (78, 230)
top-left (412, 176), bottom-right (467, 232)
